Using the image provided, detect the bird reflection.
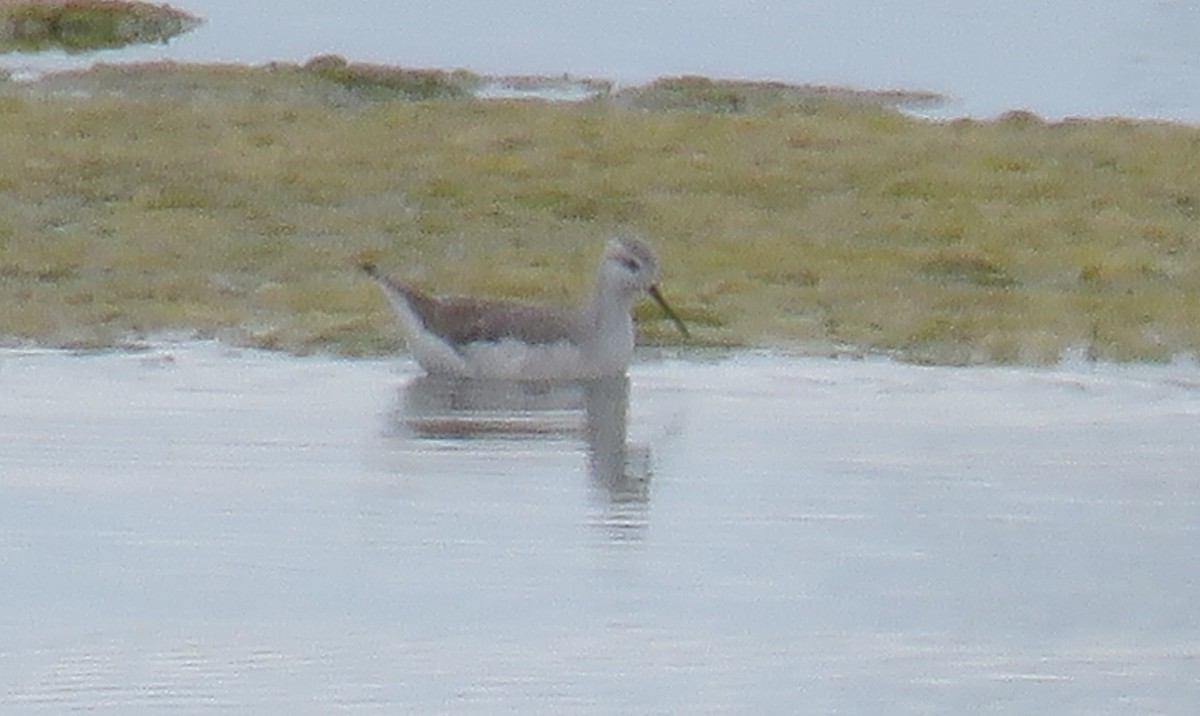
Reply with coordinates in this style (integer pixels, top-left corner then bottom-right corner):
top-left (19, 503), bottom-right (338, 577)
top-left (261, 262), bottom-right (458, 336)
top-left (389, 375), bottom-right (651, 509)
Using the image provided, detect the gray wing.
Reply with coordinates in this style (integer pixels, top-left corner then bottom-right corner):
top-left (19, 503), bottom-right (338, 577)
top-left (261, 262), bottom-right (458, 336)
top-left (430, 296), bottom-right (579, 347)
top-left (362, 263), bottom-right (578, 348)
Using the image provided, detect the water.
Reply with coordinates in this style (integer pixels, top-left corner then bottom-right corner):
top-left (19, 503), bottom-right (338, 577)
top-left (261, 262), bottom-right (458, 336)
top-left (4, 1), bottom-right (1200, 122)
top-left (2, 343), bottom-right (1198, 713)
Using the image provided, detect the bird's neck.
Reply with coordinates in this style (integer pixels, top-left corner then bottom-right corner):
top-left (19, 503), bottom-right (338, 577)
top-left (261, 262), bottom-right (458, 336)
top-left (587, 279), bottom-right (636, 329)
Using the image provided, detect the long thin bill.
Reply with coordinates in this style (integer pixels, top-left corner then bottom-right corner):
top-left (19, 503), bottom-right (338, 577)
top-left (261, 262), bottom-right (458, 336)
top-left (647, 285), bottom-right (690, 338)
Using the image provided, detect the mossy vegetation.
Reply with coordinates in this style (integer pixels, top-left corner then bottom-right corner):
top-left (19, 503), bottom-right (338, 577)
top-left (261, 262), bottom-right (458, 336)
top-left (301, 54), bottom-right (477, 102)
top-left (613, 75), bottom-right (942, 114)
top-left (0, 0), bottom-right (200, 53)
top-left (2, 61), bottom-right (1200, 363)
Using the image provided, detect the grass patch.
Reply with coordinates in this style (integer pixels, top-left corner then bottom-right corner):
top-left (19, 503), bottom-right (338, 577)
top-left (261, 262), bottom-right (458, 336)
top-left (301, 54), bottom-right (476, 101)
top-left (615, 75), bottom-right (943, 114)
top-left (919, 252), bottom-right (1017, 288)
top-left (0, 0), bottom-right (200, 53)
top-left (2, 61), bottom-right (1200, 363)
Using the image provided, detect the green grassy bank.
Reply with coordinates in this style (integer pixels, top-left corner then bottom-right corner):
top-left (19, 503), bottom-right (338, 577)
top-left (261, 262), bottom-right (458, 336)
top-left (3, 61), bottom-right (1200, 363)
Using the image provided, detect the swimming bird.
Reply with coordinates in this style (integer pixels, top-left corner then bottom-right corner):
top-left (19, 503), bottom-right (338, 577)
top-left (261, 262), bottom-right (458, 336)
top-left (362, 237), bottom-right (688, 380)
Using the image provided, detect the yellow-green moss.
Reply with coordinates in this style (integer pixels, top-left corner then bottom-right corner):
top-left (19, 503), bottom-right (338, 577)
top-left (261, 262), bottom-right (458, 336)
top-left (0, 0), bottom-right (200, 53)
top-left (2, 62), bottom-right (1200, 363)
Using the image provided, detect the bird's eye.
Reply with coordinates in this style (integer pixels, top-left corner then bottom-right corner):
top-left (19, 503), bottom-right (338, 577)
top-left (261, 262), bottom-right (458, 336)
top-left (619, 257), bottom-right (640, 272)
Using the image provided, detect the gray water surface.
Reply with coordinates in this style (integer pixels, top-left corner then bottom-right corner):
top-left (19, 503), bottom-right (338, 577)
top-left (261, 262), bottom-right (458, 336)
top-left (1, 343), bottom-right (1198, 713)
top-left (5, 1), bottom-right (1200, 122)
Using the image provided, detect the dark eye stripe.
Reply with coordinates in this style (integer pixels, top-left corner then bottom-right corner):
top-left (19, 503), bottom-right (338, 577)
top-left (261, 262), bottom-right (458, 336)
top-left (619, 257), bottom-right (640, 271)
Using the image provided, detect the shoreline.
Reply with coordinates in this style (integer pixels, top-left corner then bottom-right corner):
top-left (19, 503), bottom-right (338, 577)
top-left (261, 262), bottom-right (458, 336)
top-left (7, 54), bottom-right (949, 113)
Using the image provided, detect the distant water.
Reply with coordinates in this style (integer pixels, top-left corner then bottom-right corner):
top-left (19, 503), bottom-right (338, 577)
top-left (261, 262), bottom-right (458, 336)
top-left (4, 0), bottom-right (1200, 122)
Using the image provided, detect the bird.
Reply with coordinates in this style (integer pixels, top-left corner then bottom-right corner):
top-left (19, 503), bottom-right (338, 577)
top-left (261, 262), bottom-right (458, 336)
top-left (362, 237), bottom-right (688, 380)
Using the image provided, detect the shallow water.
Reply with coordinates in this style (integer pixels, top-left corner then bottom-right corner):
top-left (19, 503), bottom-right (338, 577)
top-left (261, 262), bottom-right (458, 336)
top-left (4, 0), bottom-right (1200, 122)
top-left (2, 343), bottom-right (1198, 713)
